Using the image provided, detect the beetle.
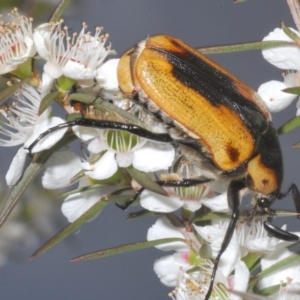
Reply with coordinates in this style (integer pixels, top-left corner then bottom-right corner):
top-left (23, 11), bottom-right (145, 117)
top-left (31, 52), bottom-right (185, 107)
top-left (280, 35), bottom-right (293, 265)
top-left (27, 35), bottom-right (300, 299)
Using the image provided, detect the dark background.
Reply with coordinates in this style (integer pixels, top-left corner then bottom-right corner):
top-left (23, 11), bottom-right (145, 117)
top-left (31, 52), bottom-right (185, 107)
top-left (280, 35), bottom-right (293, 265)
top-left (0, 1), bottom-right (299, 299)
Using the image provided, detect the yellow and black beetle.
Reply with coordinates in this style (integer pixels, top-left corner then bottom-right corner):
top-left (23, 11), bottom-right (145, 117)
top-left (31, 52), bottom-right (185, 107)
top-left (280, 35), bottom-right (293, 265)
top-left (28, 35), bottom-right (300, 299)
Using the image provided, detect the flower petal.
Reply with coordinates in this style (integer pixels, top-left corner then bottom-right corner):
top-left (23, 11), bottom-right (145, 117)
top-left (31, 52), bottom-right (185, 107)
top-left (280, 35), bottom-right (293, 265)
top-left (42, 151), bottom-right (82, 189)
top-left (96, 59), bottom-right (120, 90)
top-left (133, 142), bottom-right (175, 172)
top-left (147, 217), bottom-right (188, 251)
top-left (24, 117), bottom-right (67, 153)
top-left (73, 126), bottom-right (101, 142)
top-left (87, 136), bottom-right (108, 153)
top-left (85, 151), bottom-right (118, 180)
top-left (43, 61), bottom-right (63, 79)
top-left (257, 80), bottom-right (297, 112)
top-left (62, 60), bottom-right (96, 81)
top-left (153, 254), bottom-right (190, 287)
top-left (194, 224), bottom-right (240, 277)
top-left (5, 147), bottom-right (27, 187)
top-left (61, 189), bottom-right (101, 222)
top-left (201, 192), bottom-right (229, 212)
top-left (182, 199), bottom-right (202, 212)
top-left (258, 248), bottom-right (300, 290)
top-left (262, 27), bottom-right (300, 69)
top-left (33, 23), bottom-right (52, 60)
top-left (116, 152), bottom-right (134, 168)
top-left (229, 260), bottom-right (249, 300)
top-left (140, 189), bottom-right (182, 213)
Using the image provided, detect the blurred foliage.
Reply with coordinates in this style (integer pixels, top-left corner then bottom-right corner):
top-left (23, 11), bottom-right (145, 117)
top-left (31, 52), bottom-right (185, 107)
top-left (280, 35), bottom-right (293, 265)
top-left (0, 0), bottom-right (66, 23)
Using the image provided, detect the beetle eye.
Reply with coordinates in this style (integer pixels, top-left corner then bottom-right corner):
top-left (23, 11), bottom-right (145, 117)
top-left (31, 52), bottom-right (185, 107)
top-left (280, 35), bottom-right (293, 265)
top-left (257, 197), bottom-right (271, 209)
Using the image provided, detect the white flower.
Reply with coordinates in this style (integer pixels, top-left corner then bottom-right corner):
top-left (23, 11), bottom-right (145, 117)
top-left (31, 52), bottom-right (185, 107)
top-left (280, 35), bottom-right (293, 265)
top-left (42, 149), bottom-right (117, 186)
top-left (227, 260), bottom-right (250, 300)
top-left (75, 127), bottom-right (175, 171)
top-left (42, 151), bottom-right (83, 189)
top-left (194, 221), bottom-right (241, 278)
top-left (262, 27), bottom-right (300, 70)
top-left (0, 85), bottom-right (66, 186)
top-left (62, 26), bottom-right (115, 86)
top-left (171, 263), bottom-right (228, 300)
top-left (33, 22), bottom-right (69, 79)
top-left (201, 192), bottom-right (228, 212)
top-left (83, 151), bottom-right (118, 180)
top-left (258, 248), bottom-right (300, 299)
top-left (41, 150), bottom-right (119, 222)
top-left (61, 178), bottom-right (115, 222)
top-left (154, 255), bottom-right (191, 287)
top-left (96, 58), bottom-right (120, 90)
top-left (140, 187), bottom-right (223, 214)
top-left (234, 217), bottom-right (300, 256)
top-left (140, 157), bottom-right (224, 213)
top-left (148, 217), bottom-right (230, 299)
top-left (33, 21), bottom-right (115, 92)
top-left (147, 217), bottom-right (189, 252)
top-left (257, 73), bottom-right (299, 113)
top-left (140, 189), bottom-right (183, 213)
top-left (0, 8), bottom-right (36, 75)
top-left (259, 27), bottom-right (300, 113)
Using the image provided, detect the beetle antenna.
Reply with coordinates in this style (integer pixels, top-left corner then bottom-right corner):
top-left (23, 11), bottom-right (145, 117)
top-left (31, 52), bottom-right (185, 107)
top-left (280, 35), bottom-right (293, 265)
top-left (25, 118), bottom-right (175, 155)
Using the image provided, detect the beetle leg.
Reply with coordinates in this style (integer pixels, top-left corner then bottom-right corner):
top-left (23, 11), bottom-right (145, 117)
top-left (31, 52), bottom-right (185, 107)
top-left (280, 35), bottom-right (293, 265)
top-left (117, 178), bottom-right (212, 210)
top-left (205, 180), bottom-right (245, 300)
top-left (262, 183), bottom-right (300, 242)
top-left (25, 118), bottom-right (174, 155)
top-left (264, 184), bottom-right (300, 241)
top-left (281, 184), bottom-right (300, 219)
top-left (154, 178), bottom-right (212, 187)
top-left (263, 220), bottom-right (299, 242)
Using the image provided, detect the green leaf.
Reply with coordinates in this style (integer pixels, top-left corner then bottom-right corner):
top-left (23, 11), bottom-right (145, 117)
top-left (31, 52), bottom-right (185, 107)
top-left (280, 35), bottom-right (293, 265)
top-left (0, 79), bottom-right (28, 106)
top-left (256, 284), bottom-right (280, 296)
top-left (71, 238), bottom-right (186, 262)
top-left (229, 290), bottom-right (267, 300)
top-left (194, 210), bottom-right (297, 224)
top-left (193, 211), bottom-right (229, 223)
top-left (67, 112), bottom-right (82, 121)
top-left (69, 169), bottom-right (85, 184)
top-left (247, 277), bottom-right (259, 292)
top-left (67, 93), bottom-right (97, 105)
top-left (255, 252), bottom-right (300, 279)
top-left (127, 209), bottom-right (158, 220)
top-left (50, 0), bottom-right (71, 23)
top-left (56, 75), bottom-right (76, 91)
top-left (9, 58), bottom-right (33, 79)
top-left (277, 115), bottom-right (300, 135)
top-left (57, 183), bottom-right (104, 199)
top-left (125, 166), bottom-right (167, 197)
top-left (281, 21), bottom-right (300, 42)
top-left (30, 195), bottom-right (115, 258)
top-left (38, 92), bottom-right (59, 115)
top-left (272, 210), bottom-right (300, 218)
top-left (68, 93), bottom-right (148, 129)
top-left (292, 142), bottom-right (300, 148)
top-left (282, 86), bottom-right (300, 94)
top-left (0, 134), bottom-right (76, 228)
top-left (242, 252), bottom-right (262, 271)
top-left (198, 40), bottom-right (295, 55)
